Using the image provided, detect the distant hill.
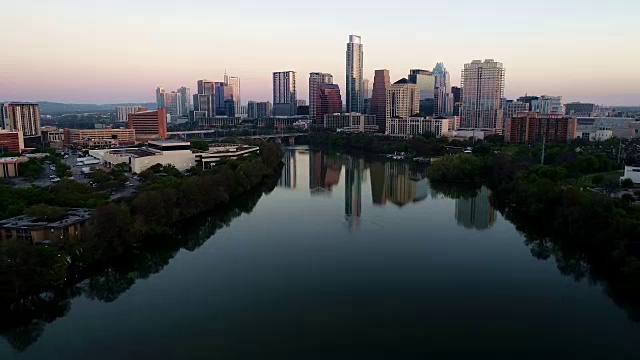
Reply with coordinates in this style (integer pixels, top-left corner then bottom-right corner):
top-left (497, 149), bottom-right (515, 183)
top-left (15, 101), bottom-right (157, 114)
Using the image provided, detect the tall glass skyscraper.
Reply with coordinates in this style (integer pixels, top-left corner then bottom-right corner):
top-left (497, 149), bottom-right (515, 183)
top-left (273, 71), bottom-right (297, 116)
top-left (408, 69), bottom-right (436, 116)
top-left (433, 63), bottom-right (453, 116)
top-left (224, 74), bottom-right (241, 116)
top-left (309, 72), bottom-right (334, 123)
top-left (461, 59), bottom-right (506, 131)
top-left (346, 35), bottom-right (364, 113)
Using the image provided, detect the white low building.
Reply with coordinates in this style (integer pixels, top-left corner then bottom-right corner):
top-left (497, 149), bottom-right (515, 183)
top-left (577, 129), bottom-right (613, 142)
top-left (622, 165), bottom-right (640, 184)
top-left (90, 140), bottom-right (260, 173)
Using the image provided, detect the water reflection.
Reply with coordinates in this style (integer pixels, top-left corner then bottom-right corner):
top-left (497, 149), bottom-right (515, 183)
top-left (279, 148), bottom-right (496, 231)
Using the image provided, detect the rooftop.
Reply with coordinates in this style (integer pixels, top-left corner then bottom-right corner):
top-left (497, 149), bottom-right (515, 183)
top-left (0, 208), bottom-right (93, 230)
top-left (148, 140), bottom-right (191, 147)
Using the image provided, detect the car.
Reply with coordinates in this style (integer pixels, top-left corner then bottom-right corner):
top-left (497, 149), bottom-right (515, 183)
top-left (125, 182), bottom-right (133, 187)
top-left (50, 165), bottom-right (56, 171)
top-left (49, 175), bottom-right (57, 179)
top-left (63, 155), bottom-right (69, 159)
top-left (50, 177), bottom-right (60, 183)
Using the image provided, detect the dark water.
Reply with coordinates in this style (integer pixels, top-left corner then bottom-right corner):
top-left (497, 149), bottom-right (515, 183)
top-left (1, 148), bottom-right (639, 359)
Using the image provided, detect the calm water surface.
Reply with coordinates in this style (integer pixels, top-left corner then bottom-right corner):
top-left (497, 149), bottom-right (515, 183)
top-left (1, 148), bottom-right (638, 358)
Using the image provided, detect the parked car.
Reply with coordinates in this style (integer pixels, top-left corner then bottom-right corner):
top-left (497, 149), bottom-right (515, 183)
top-left (50, 177), bottom-right (60, 183)
top-left (125, 182), bottom-right (133, 187)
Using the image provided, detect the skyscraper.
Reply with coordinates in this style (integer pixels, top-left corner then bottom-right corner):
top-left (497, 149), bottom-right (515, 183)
top-left (346, 35), bottom-right (364, 113)
top-left (385, 79), bottom-right (420, 134)
top-left (460, 59), bottom-right (505, 132)
top-left (363, 79), bottom-right (370, 99)
top-left (273, 71), bottom-right (297, 116)
top-left (214, 82), bottom-right (233, 116)
top-left (452, 86), bottom-right (462, 116)
top-left (128, 108), bottom-right (167, 141)
top-left (155, 87), bottom-right (166, 109)
top-left (316, 84), bottom-right (342, 127)
top-left (197, 80), bottom-right (215, 95)
top-left (433, 63), bottom-right (453, 116)
top-left (224, 74), bottom-right (241, 116)
top-left (408, 69), bottom-right (436, 116)
top-left (309, 73), bottom-right (334, 123)
top-left (164, 91), bottom-right (182, 116)
top-left (371, 69), bottom-right (390, 133)
top-left (1, 103), bottom-right (41, 138)
top-left (193, 94), bottom-right (214, 117)
top-left (177, 86), bottom-right (191, 116)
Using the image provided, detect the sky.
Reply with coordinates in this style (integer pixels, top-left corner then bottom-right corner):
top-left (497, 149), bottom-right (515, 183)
top-left (1, 0), bottom-right (639, 106)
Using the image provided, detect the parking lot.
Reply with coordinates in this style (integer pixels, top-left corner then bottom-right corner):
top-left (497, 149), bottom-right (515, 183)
top-left (11, 151), bottom-right (140, 200)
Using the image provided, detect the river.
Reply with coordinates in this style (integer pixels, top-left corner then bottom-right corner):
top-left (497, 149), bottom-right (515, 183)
top-left (1, 147), bottom-right (638, 358)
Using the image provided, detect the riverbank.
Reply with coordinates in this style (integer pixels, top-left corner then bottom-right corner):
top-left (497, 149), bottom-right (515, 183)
top-left (0, 143), bottom-right (284, 309)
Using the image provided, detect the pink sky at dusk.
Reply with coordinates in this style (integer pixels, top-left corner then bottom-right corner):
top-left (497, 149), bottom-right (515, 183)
top-left (1, 0), bottom-right (639, 106)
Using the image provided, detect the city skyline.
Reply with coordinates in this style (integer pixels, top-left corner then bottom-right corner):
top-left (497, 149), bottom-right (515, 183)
top-left (1, 0), bottom-right (638, 105)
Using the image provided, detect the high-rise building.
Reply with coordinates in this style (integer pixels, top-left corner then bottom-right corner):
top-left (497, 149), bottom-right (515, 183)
top-left (503, 100), bottom-right (529, 122)
top-left (323, 113), bottom-right (377, 132)
top-left (408, 69), bottom-right (436, 116)
top-left (128, 108), bottom-right (167, 141)
top-left (460, 59), bottom-right (505, 132)
top-left (197, 80), bottom-right (215, 95)
top-left (273, 71), bottom-right (297, 116)
top-left (116, 106), bottom-right (144, 122)
top-left (433, 63), bottom-right (453, 116)
top-left (504, 112), bottom-right (577, 145)
top-left (531, 95), bottom-right (563, 115)
top-left (214, 82), bottom-right (233, 116)
top-left (0, 130), bottom-right (24, 153)
top-left (155, 87), bottom-right (166, 109)
top-left (257, 102), bottom-right (272, 118)
top-left (177, 87), bottom-right (191, 116)
top-left (517, 95), bottom-right (539, 109)
top-left (452, 86), bottom-right (462, 116)
top-left (309, 72), bottom-right (334, 122)
top-left (1, 102), bottom-right (41, 138)
top-left (363, 79), bottom-right (370, 99)
top-left (193, 94), bottom-right (215, 117)
top-left (565, 102), bottom-right (596, 117)
top-left (164, 91), bottom-right (182, 116)
top-left (224, 99), bottom-right (236, 117)
top-left (346, 35), bottom-right (364, 113)
top-left (315, 84), bottom-right (342, 126)
top-left (386, 117), bottom-right (449, 138)
top-left (385, 79), bottom-right (420, 133)
top-left (371, 69), bottom-right (390, 133)
top-left (224, 74), bottom-right (241, 116)
top-left (247, 101), bottom-right (258, 119)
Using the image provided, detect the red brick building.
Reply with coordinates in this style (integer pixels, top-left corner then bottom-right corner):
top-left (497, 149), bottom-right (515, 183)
top-left (505, 112), bottom-right (577, 144)
top-left (0, 130), bottom-right (24, 153)
top-left (128, 108), bottom-right (167, 142)
top-left (315, 84), bottom-right (342, 126)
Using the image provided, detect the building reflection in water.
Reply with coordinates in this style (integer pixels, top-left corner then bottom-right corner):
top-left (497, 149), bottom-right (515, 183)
top-left (454, 187), bottom-right (497, 230)
top-left (278, 150), bottom-right (297, 189)
top-left (297, 149), bottom-right (497, 231)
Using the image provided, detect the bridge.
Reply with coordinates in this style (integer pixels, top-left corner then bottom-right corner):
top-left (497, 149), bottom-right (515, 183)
top-left (167, 130), bottom-right (308, 144)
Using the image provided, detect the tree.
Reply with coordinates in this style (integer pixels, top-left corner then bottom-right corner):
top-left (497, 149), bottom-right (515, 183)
top-left (55, 163), bottom-right (72, 178)
top-left (602, 176), bottom-right (621, 195)
top-left (591, 174), bottom-right (604, 186)
top-left (190, 140), bottom-right (209, 152)
top-left (19, 159), bottom-right (44, 181)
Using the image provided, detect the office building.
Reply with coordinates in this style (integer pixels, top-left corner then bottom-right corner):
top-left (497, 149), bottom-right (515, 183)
top-left (197, 80), bottom-right (215, 95)
top-left (363, 79), bottom-right (371, 99)
top-left (0, 130), bottom-right (24, 153)
top-left (408, 69), bottom-right (436, 116)
top-left (371, 69), bottom-right (391, 133)
top-left (386, 117), bottom-right (449, 138)
top-left (503, 100), bottom-right (529, 122)
top-left (155, 87), bottom-right (166, 109)
top-left (517, 95), bottom-right (540, 109)
top-left (315, 84), bottom-right (342, 126)
top-left (128, 108), bottom-right (167, 141)
top-left (323, 113), bottom-right (377, 132)
top-left (565, 102), bottom-right (596, 117)
top-left (346, 35), bottom-right (364, 113)
top-left (460, 59), bottom-right (505, 132)
top-left (621, 165), bottom-right (640, 184)
top-left (531, 95), bottom-right (563, 115)
top-left (309, 72), bottom-right (334, 122)
top-left (177, 87), bottom-right (191, 116)
top-left (224, 74), bottom-right (241, 116)
top-left (248, 101), bottom-right (272, 119)
top-left (385, 79), bottom-right (420, 134)
top-left (452, 86), bottom-right (462, 116)
top-left (273, 71), bottom-right (297, 116)
top-left (193, 94), bottom-right (215, 117)
top-left (504, 112), bottom-right (577, 144)
top-left (214, 82), bottom-right (233, 116)
top-left (433, 63), bottom-right (453, 116)
top-left (116, 106), bottom-right (144, 122)
top-left (63, 128), bottom-right (137, 148)
top-left (164, 91), bottom-right (182, 116)
top-left (1, 102), bottom-right (41, 138)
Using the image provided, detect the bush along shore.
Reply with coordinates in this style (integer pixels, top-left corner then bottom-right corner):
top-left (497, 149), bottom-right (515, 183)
top-left (428, 152), bottom-right (640, 322)
top-left (0, 142), bottom-right (284, 305)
